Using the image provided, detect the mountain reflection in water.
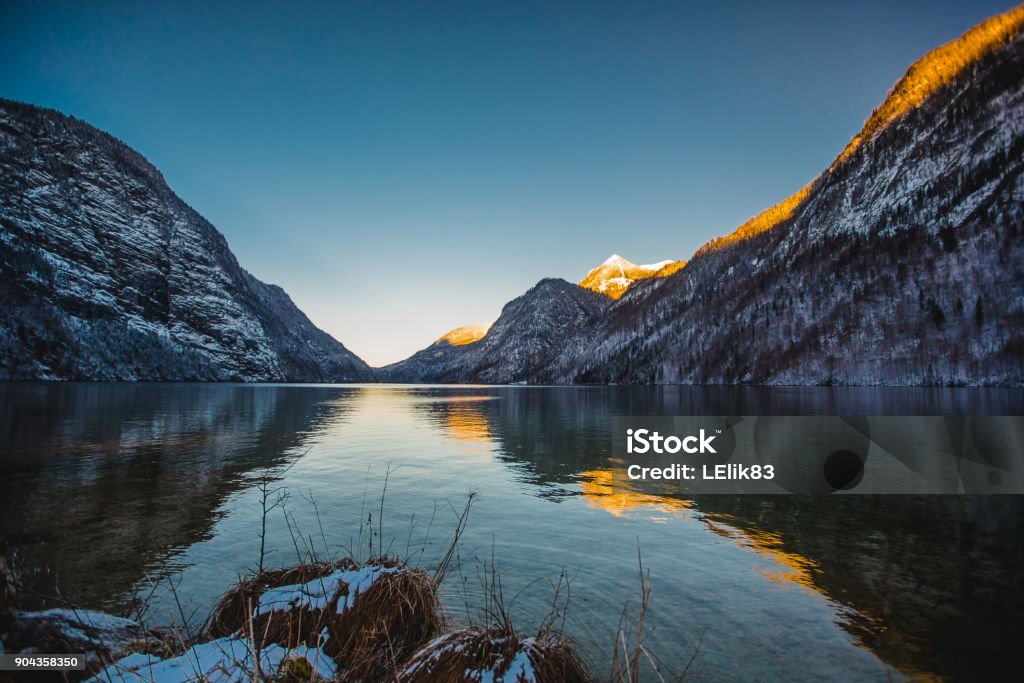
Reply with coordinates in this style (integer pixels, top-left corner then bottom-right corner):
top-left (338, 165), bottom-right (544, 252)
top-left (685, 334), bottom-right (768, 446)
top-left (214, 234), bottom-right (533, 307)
top-left (1, 383), bottom-right (1021, 681)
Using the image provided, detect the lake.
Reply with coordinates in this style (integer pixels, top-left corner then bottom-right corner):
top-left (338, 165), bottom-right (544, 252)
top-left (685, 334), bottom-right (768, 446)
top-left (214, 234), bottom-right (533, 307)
top-left (1, 383), bottom-right (1022, 681)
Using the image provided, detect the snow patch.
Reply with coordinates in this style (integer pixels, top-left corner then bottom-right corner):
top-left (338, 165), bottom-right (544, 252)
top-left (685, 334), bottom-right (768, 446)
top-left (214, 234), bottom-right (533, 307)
top-left (255, 565), bottom-right (398, 617)
top-left (638, 259), bottom-right (673, 271)
top-left (87, 637), bottom-right (336, 683)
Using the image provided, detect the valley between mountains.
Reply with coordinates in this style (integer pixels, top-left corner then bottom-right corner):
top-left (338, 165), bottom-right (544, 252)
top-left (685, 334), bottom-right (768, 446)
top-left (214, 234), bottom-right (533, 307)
top-left (2, 6), bottom-right (1023, 385)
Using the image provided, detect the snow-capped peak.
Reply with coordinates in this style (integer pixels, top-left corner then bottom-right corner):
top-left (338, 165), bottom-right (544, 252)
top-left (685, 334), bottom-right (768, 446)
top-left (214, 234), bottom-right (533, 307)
top-left (580, 255), bottom-right (685, 300)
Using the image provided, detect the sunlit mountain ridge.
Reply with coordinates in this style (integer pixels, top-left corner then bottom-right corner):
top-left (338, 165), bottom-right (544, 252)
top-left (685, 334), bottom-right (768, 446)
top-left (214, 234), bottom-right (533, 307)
top-left (695, 3), bottom-right (1024, 257)
top-left (836, 3), bottom-right (1024, 168)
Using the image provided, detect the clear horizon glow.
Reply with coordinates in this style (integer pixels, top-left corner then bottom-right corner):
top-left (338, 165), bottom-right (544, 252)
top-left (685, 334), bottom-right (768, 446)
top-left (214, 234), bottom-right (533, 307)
top-left (1, 0), bottom-right (1018, 366)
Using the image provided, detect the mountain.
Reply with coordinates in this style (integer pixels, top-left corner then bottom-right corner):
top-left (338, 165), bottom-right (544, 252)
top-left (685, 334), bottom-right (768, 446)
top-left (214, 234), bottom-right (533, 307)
top-left (578, 254), bottom-right (686, 300)
top-left (381, 279), bottom-right (609, 383)
top-left (381, 254), bottom-right (682, 383)
top-left (0, 99), bottom-right (371, 381)
top-left (434, 322), bottom-right (493, 347)
top-left (540, 6), bottom-right (1024, 386)
top-left (389, 5), bottom-right (1024, 386)
top-left (6, 5), bottom-right (1023, 387)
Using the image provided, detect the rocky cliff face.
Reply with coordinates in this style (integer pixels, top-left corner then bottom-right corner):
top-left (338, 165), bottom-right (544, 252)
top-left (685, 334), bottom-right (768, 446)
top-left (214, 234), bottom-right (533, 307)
top-left (0, 100), bottom-right (371, 381)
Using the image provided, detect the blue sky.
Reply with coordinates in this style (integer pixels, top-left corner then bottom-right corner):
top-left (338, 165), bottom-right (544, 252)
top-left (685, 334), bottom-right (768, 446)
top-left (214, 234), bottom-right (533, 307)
top-left (2, 0), bottom-right (1017, 365)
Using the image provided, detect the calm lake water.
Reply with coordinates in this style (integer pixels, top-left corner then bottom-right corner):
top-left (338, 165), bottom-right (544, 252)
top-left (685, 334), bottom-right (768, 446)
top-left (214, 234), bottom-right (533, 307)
top-left (1, 383), bottom-right (1023, 681)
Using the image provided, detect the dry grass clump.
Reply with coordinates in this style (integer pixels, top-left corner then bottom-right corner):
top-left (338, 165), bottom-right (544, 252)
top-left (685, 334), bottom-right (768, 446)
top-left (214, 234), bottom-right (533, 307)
top-left (398, 626), bottom-right (591, 683)
top-left (205, 558), bottom-right (359, 638)
top-left (326, 567), bottom-right (442, 680)
top-left (203, 557), bottom-right (442, 681)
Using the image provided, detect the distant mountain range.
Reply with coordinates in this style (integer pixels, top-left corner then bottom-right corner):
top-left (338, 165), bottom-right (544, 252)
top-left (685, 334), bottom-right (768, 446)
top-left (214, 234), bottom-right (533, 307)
top-left (379, 256), bottom-right (685, 382)
top-left (380, 279), bottom-right (610, 382)
top-left (2, 5), bottom-right (1022, 385)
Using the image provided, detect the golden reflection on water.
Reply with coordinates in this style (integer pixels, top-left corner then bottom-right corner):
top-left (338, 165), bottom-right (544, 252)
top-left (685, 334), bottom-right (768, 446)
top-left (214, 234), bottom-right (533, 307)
top-left (442, 405), bottom-right (493, 443)
top-left (348, 388), bottom-right (495, 444)
top-left (578, 468), bottom-right (695, 518)
top-left (578, 468), bottom-right (819, 594)
top-left (702, 515), bottom-right (820, 592)
top-left (406, 394), bottom-right (497, 459)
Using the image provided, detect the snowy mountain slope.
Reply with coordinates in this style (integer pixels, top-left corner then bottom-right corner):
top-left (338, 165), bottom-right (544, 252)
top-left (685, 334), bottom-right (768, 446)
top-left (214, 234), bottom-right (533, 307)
top-left (0, 99), bottom-right (371, 381)
top-left (578, 254), bottom-right (685, 300)
top-left (382, 278), bottom-right (610, 383)
top-left (542, 15), bottom-right (1024, 386)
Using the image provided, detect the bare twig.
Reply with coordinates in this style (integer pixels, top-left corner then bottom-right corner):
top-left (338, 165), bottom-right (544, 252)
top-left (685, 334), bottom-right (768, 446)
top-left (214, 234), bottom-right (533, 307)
top-left (254, 458), bottom-right (299, 574)
top-left (301, 487), bottom-right (333, 563)
top-left (611, 539), bottom-right (654, 683)
top-left (433, 491), bottom-right (477, 586)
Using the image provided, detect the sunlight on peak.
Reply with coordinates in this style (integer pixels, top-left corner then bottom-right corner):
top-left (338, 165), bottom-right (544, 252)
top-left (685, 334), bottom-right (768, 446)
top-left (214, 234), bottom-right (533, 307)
top-left (580, 255), bottom-right (687, 300)
top-left (694, 182), bottom-right (815, 257)
top-left (434, 322), bottom-right (494, 347)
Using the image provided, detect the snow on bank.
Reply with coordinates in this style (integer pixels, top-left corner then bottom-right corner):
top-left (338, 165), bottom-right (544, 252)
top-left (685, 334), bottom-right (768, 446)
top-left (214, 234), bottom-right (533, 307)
top-left (0, 608), bottom-right (152, 670)
top-left (87, 565), bottom-right (403, 681)
top-left (12, 608), bottom-right (143, 647)
top-left (3, 564), bottom-right (405, 682)
top-left (87, 637), bottom-right (336, 682)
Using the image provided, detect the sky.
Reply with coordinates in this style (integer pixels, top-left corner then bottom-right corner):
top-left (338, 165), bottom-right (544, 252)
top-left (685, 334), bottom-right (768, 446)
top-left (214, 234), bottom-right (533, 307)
top-left (1, 0), bottom-right (1019, 366)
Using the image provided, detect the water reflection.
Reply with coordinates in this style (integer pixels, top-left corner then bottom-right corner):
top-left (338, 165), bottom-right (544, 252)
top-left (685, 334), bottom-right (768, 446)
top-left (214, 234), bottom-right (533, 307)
top-left (1, 384), bottom-right (1022, 681)
top-left (420, 396), bottom-right (495, 444)
top-left (578, 469), bottom-right (819, 591)
top-left (700, 495), bottom-right (1023, 681)
top-left (702, 518), bottom-right (822, 592)
top-left (466, 387), bottom-right (1024, 681)
top-left (578, 468), bottom-right (696, 519)
top-left (0, 383), bottom-right (354, 609)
